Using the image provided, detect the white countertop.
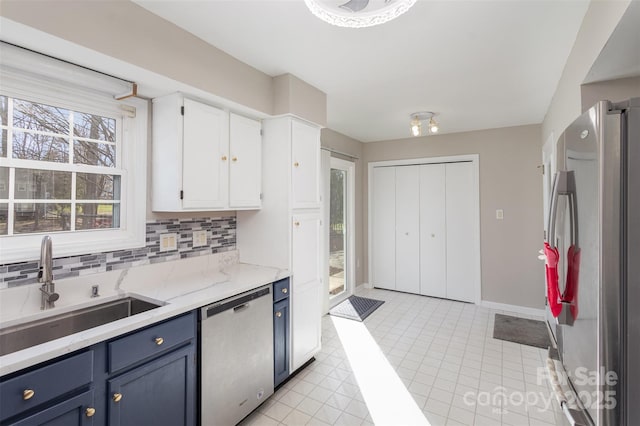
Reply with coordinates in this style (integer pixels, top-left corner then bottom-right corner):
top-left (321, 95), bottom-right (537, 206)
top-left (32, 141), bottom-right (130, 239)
top-left (0, 251), bottom-right (289, 376)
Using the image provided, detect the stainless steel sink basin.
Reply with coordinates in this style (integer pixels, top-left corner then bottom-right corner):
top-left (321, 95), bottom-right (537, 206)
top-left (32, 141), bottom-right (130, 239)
top-left (0, 297), bottom-right (162, 356)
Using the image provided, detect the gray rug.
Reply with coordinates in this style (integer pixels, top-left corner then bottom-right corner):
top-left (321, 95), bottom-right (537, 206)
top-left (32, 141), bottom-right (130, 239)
top-left (493, 314), bottom-right (552, 349)
top-left (329, 296), bottom-right (384, 322)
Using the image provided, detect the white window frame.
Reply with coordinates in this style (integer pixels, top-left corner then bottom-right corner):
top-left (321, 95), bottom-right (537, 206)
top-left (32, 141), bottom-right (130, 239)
top-left (0, 59), bottom-right (147, 264)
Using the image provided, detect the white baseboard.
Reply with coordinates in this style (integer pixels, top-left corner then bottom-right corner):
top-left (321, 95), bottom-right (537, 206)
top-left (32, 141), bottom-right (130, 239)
top-left (480, 300), bottom-right (546, 318)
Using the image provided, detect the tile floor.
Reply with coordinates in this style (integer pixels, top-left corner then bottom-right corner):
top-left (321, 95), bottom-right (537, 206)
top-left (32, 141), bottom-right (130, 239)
top-left (241, 287), bottom-right (564, 426)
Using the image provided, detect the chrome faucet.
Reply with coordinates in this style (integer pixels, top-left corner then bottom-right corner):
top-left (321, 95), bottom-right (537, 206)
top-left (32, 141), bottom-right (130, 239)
top-left (38, 236), bottom-right (59, 310)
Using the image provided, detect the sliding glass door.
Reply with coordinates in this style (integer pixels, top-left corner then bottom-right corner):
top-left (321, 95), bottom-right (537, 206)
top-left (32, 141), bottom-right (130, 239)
top-left (329, 157), bottom-right (354, 305)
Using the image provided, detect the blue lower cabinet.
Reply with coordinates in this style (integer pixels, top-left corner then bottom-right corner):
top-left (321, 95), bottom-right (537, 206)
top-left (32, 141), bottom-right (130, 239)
top-left (107, 344), bottom-right (195, 426)
top-left (8, 390), bottom-right (95, 426)
top-left (273, 298), bottom-right (290, 387)
top-left (0, 311), bottom-right (197, 426)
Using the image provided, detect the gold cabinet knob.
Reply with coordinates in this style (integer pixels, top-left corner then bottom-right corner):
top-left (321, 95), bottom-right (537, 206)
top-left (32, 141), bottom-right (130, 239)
top-left (275, 311), bottom-right (282, 318)
top-left (281, 288), bottom-right (288, 294)
top-left (293, 162), bottom-right (299, 167)
top-left (23, 389), bottom-right (35, 400)
top-left (221, 155), bottom-right (228, 161)
top-left (155, 337), bottom-right (164, 346)
top-left (85, 407), bottom-right (96, 417)
top-left (293, 221), bottom-right (300, 227)
top-left (113, 393), bottom-right (123, 403)
top-left (232, 157), bottom-right (238, 162)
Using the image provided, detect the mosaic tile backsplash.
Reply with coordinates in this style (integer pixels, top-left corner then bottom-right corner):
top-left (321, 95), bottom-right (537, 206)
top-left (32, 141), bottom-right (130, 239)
top-left (0, 217), bottom-right (236, 289)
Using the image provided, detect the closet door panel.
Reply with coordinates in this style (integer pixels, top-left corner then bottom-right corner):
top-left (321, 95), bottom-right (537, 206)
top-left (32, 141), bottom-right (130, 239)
top-left (419, 164), bottom-right (447, 298)
top-left (395, 166), bottom-right (420, 294)
top-left (445, 162), bottom-right (476, 303)
top-left (372, 167), bottom-right (396, 290)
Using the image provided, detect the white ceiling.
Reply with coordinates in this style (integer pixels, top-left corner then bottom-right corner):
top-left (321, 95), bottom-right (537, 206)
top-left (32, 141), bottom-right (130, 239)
top-left (134, 0), bottom-right (590, 142)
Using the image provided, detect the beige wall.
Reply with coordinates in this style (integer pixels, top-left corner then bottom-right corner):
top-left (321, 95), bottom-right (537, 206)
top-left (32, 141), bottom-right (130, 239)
top-left (542, 0), bottom-right (631, 146)
top-left (274, 74), bottom-right (328, 127)
top-left (581, 76), bottom-right (640, 112)
top-left (363, 124), bottom-right (544, 309)
top-left (320, 129), bottom-right (365, 286)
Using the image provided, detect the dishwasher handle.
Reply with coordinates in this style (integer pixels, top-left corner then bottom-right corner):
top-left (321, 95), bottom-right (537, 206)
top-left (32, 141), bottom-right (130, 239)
top-left (233, 303), bottom-right (249, 313)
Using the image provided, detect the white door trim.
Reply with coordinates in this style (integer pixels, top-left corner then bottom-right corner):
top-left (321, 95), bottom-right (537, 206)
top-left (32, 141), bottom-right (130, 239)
top-left (367, 154), bottom-right (482, 305)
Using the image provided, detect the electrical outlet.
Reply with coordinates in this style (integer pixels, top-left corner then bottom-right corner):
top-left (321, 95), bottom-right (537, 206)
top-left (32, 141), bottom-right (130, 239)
top-left (193, 230), bottom-right (208, 248)
top-left (160, 233), bottom-right (178, 252)
top-left (496, 209), bottom-right (504, 220)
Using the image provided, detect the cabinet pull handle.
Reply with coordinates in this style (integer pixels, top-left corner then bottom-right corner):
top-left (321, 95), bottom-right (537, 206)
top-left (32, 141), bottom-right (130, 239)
top-left (85, 407), bottom-right (96, 417)
top-left (155, 337), bottom-right (164, 346)
top-left (232, 157), bottom-right (238, 162)
top-left (113, 393), bottom-right (123, 403)
top-left (282, 288), bottom-right (288, 294)
top-left (23, 389), bottom-right (35, 400)
top-left (221, 155), bottom-right (228, 161)
top-left (293, 162), bottom-right (299, 167)
top-left (275, 311), bottom-right (282, 318)
top-left (294, 221), bottom-right (300, 227)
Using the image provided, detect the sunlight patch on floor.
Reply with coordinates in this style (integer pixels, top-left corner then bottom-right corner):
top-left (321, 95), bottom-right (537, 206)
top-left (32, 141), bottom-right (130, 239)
top-left (331, 315), bottom-right (431, 426)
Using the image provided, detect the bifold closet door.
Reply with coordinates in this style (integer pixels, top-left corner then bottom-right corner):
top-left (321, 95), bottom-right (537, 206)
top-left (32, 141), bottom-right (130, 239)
top-left (371, 167), bottom-right (396, 290)
top-left (419, 164), bottom-right (447, 298)
top-left (395, 166), bottom-right (420, 294)
top-left (445, 162), bottom-right (476, 303)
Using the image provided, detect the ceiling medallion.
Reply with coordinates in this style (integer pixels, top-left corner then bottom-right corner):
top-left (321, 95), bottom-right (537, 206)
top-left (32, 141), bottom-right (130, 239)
top-left (304, 0), bottom-right (417, 28)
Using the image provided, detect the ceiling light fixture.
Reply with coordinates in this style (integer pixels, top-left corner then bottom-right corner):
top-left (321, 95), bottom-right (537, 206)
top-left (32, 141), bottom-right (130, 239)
top-left (410, 112), bottom-right (439, 137)
top-left (304, 0), bottom-right (416, 29)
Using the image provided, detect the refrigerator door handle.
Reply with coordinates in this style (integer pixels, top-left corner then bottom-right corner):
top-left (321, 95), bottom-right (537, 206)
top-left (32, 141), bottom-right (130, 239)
top-left (547, 171), bottom-right (578, 249)
top-left (545, 170), bottom-right (580, 322)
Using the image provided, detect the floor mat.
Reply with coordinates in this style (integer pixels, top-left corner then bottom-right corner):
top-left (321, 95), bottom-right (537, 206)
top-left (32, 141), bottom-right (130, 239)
top-left (493, 313), bottom-right (552, 349)
top-left (329, 295), bottom-right (384, 322)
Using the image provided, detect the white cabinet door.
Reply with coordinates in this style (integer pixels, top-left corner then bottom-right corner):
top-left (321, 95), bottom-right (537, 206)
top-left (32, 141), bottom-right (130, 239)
top-left (445, 162), bottom-right (476, 303)
top-left (395, 166), bottom-right (420, 294)
top-left (182, 99), bottom-right (228, 209)
top-left (229, 113), bottom-right (261, 208)
top-left (291, 281), bottom-right (321, 371)
top-left (371, 167), bottom-right (396, 290)
top-left (419, 164), bottom-right (447, 298)
top-left (291, 212), bottom-right (322, 371)
top-left (292, 213), bottom-right (321, 287)
top-left (291, 120), bottom-right (320, 209)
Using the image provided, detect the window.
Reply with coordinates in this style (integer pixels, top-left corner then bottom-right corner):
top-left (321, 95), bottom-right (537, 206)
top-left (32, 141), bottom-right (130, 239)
top-left (1, 95), bottom-right (122, 235)
top-left (0, 45), bottom-right (147, 263)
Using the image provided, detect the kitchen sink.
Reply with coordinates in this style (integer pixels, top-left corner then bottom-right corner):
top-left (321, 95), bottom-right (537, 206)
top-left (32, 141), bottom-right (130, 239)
top-left (0, 297), bottom-right (163, 356)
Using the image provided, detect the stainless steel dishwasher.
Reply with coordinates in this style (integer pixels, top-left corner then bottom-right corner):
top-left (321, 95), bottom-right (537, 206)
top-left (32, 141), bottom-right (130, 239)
top-left (200, 284), bottom-right (274, 426)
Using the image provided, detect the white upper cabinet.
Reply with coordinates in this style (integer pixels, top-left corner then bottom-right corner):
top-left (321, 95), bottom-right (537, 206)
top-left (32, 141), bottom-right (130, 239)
top-left (229, 113), bottom-right (262, 208)
top-left (151, 93), bottom-right (262, 211)
top-left (182, 98), bottom-right (228, 209)
top-left (291, 120), bottom-right (320, 209)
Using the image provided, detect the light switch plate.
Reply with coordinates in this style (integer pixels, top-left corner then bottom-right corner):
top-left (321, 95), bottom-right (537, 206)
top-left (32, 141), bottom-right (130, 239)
top-left (496, 209), bottom-right (504, 220)
top-left (160, 233), bottom-right (178, 252)
top-left (193, 230), bottom-right (208, 248)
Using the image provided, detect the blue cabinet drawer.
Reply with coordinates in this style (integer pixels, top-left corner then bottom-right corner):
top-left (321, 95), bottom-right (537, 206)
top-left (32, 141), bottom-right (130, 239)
top-left (108, 312), bottom-right (195, 373)
top-left (273, 278), bottom-right (290, 302)
top-left (0, 351), bottom-right (93, 422)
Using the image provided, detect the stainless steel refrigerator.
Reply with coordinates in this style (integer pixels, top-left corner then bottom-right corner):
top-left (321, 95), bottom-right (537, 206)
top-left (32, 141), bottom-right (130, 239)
top-left (544, 98), bottom-right (639, 426)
